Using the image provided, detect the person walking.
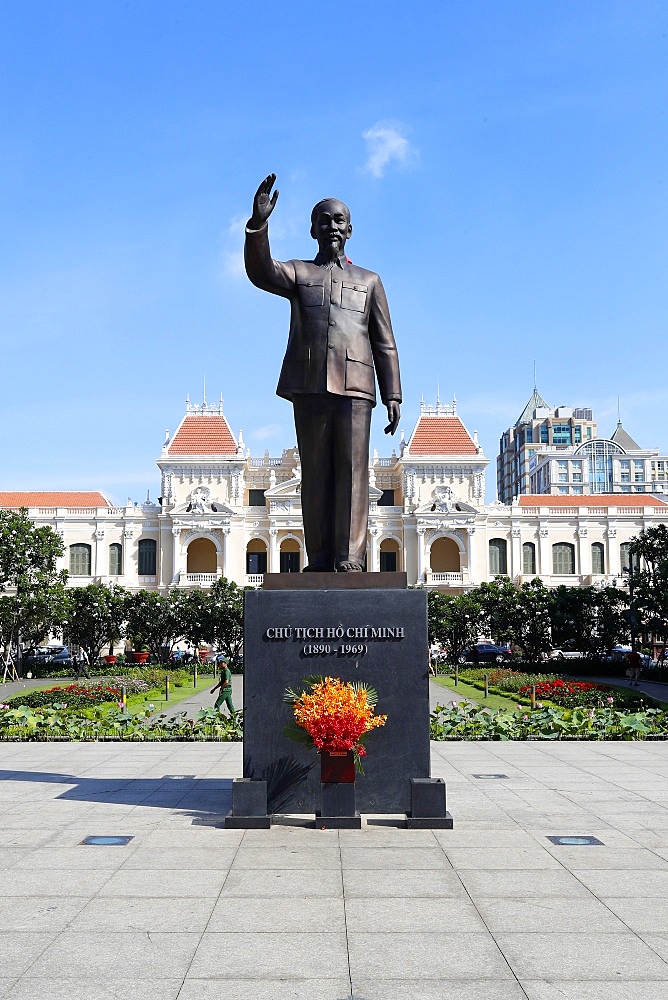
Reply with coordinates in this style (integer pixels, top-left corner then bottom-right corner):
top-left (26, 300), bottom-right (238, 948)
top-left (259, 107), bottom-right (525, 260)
top-left (210, 658), bottom-right (235, 715)
top-left (75, 647), bottom-right (90, 680)
top-left (627, 649), bottom-right (642, 687)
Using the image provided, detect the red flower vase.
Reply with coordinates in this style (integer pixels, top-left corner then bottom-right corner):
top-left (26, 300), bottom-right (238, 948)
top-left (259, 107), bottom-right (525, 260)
top-left (103, 655), bottom-right (117, 665)
top-left (133, 651), bottom-right (150, 664)
top-left (320, 750), bottom-right (355, 783)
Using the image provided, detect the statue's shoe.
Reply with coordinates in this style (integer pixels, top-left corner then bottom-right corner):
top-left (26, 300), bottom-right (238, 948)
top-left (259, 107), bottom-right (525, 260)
top-left (336, 561), bottom-right (364, 572)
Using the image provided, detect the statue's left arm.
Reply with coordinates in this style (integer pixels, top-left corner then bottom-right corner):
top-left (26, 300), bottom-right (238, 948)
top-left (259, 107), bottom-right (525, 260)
top-left (368, 275), bottom-right (401, 434)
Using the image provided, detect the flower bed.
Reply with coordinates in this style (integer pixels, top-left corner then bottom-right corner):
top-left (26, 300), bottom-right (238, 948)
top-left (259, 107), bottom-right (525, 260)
top-left (459, 667), bottom-right (562, 692)
top-left (518, 678), bottom-right (610, 708)
top-left (430, 700), bottom-right (668, 740)
top-left (454, 666), bottom-right (649, 710)
top-left (0, 704), bottom-right (243, 741)
top-left (7, 679), bottom-right (150, 711)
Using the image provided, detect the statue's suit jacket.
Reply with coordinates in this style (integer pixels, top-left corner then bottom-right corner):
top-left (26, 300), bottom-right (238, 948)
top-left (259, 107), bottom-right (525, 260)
top-left (244, 223), bottom-right (402, 408)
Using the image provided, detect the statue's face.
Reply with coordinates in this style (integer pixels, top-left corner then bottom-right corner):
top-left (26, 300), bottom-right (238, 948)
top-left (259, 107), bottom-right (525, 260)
top-left (311, 199), bottom-right (352, 257)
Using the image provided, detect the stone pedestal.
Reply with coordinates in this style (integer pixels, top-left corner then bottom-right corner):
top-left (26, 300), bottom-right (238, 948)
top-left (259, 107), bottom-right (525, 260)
top-left (224, 778), bottom-right (271, 829)
top-left (407, 777), bottom-right (453, 829)
top-left (242, 583), bottom-right (432, 816)
top-left (319, 781), bottom-right (361, 829)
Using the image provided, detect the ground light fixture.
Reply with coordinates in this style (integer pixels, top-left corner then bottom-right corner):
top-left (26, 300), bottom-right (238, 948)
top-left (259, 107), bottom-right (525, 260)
top-left (80, 835), bottom-right (134, 846)
top-left (547, 835), bottom-right (604, 846)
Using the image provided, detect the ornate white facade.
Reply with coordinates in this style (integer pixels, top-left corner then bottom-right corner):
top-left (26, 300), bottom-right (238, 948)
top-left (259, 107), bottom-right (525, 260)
top-left (2, 397), bottom-right (667, 594)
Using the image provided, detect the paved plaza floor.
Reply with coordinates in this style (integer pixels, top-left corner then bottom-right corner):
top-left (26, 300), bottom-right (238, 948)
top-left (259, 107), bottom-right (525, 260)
top-left (0, 737), bottom-right (668, 998)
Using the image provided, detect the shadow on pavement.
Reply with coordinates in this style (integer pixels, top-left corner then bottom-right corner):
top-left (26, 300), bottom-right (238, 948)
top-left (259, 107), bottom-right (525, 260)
top-left (0, 769), bottom-right (233, 825)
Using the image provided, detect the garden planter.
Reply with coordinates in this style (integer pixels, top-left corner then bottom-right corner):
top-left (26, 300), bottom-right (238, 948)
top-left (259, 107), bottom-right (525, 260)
top-left (133, 651), bottom-right (150, 664)
top-left (320, 750), bottom-right (355, 783)
top-left (103, 655), bottom-right (117, 665)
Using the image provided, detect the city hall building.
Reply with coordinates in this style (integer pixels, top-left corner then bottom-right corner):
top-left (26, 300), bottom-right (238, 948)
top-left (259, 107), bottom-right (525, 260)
top-left (2, 396), bottom-right (667, 594)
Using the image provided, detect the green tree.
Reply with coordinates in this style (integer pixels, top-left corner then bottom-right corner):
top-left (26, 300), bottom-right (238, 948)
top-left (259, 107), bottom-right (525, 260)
top-left (63, 584), bottom-right (127, 668)
top-left (124, 590), bottom-right (183, 663)
top-left (549, 585), bottom-right (595, 653)
top-left (630, 525), bottom-right (668, 655)
top-left (511, 578), bottom-right (553, 663)
top-left (175, 579), bottom-right (245, 667)
top-left (0, 584), bottom-right (69, 654)
top-left (549, 585), bottom-right (629, 657)
top-left (590, 586), bottom-right (630, 655)
top-left (0, 509), bottom-right (65, 594)
top-left (475, 578), bottom-right (520, 646)
top-left (0, 509), bottom-right (66, 674)
top-left (173, 587), bottom-right (214, 654)
top-left (474, 578), bottom-right (552, 663)
top-left (427, 590), bottom-right (483, 663)
top-left (206, 577), bottom-right (245, 667)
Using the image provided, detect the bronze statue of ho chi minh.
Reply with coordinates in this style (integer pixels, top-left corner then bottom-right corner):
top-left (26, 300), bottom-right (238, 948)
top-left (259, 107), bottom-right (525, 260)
top-left (244, 173), bottom-right (402, 572)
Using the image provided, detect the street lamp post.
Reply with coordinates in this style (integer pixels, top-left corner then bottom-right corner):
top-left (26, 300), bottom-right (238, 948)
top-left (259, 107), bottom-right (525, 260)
top-left (628, 551), bottom-right (636, 653)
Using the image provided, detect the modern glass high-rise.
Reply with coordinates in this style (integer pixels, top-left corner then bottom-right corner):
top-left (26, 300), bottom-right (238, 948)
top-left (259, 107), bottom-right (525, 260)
top-left (497, 390), bottom-right (597, 503)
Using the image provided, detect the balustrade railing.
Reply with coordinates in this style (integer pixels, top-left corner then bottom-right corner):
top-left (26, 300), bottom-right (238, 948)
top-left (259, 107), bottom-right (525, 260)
top-left (427, 571), bottom-right (464, 584)
top-left (245, 574), bottom-right (264, 587)
top-left (185, 573), bottom-right (219, 585)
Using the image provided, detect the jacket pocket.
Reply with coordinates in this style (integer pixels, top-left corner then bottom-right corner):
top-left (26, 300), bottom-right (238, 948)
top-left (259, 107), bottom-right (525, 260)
top-left (341, 281), bottom-right (367, 312)
top-left (297, 281), bottom-right (324, 307)
top-left (345, 351), bottom-right (375, 394)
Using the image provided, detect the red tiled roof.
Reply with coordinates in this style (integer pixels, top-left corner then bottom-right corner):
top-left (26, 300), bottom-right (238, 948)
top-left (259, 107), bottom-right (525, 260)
top-left (409, 416), bottom-right (478, 455)
top-left (0, 492), bottom-right (110, 508)
top-left (519, 494), bottom-right (668, 508)
top-left (167, 415), bottom-right (237, 455)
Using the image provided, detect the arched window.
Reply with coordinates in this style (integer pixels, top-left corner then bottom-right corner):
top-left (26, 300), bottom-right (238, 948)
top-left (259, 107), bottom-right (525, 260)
top-left (69, 543), bottom-right (91, 576)
top-left (430, 537), bottom-right (460, 573)
top-left (489, 538), bottom-right (507, 575)
top-left (553, 542), bottom-right (575, 575)
top-left (138, 538), bottom-right (157, 576)
top-left (380, 538), bottom-right (400, 572)
top-left (246, 539), bottom-right (267, 575)
top-left (522, 542), bottom-right (536, 575)
top-left (620, 542), bottom-right (632, 574)
top-left (187, 538), bottom-right (217, 573)
top-left (591, 542), bottom-right (605, 575)
top-left (109, 543), bottom-right (123, 576)
top-left (280, 538), bottom-right (301, 573)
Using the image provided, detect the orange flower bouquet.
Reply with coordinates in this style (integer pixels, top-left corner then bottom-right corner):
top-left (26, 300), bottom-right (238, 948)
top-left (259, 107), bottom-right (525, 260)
top-left (283, 675), bottom-right (387, 773)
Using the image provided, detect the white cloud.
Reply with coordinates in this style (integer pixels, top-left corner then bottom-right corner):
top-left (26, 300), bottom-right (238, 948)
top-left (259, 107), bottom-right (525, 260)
top-left (249, 423), bottom-right (284, 442)
top-left (220, 214), bottom-right (247, 277)
top-left (362, 120), bottom-right (418, 178)
top-left (219, 207), bottom-right (306, 279)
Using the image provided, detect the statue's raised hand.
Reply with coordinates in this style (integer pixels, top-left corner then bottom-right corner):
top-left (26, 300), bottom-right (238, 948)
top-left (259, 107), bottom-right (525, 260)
top-left (249, 173), bottom-right (279, 229)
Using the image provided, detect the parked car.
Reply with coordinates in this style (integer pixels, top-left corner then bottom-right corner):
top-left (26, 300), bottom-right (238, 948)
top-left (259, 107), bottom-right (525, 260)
top-left (458, 643), bottom-right (512, 664)
top-left (22, 645), bottom-right (73, 669)
top-left (605, 645), bottom-right (652, 668)
top-left (546, 648), bottom-right (585, 661)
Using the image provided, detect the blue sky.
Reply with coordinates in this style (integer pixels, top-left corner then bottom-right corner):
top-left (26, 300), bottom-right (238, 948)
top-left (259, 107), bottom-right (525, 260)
top-left (2, 1), bottom-right (667, 503)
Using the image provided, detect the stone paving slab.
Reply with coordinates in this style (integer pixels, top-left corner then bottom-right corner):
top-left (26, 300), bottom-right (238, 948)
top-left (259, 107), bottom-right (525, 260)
top-left (1, 740), bottom-right (668, 997)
